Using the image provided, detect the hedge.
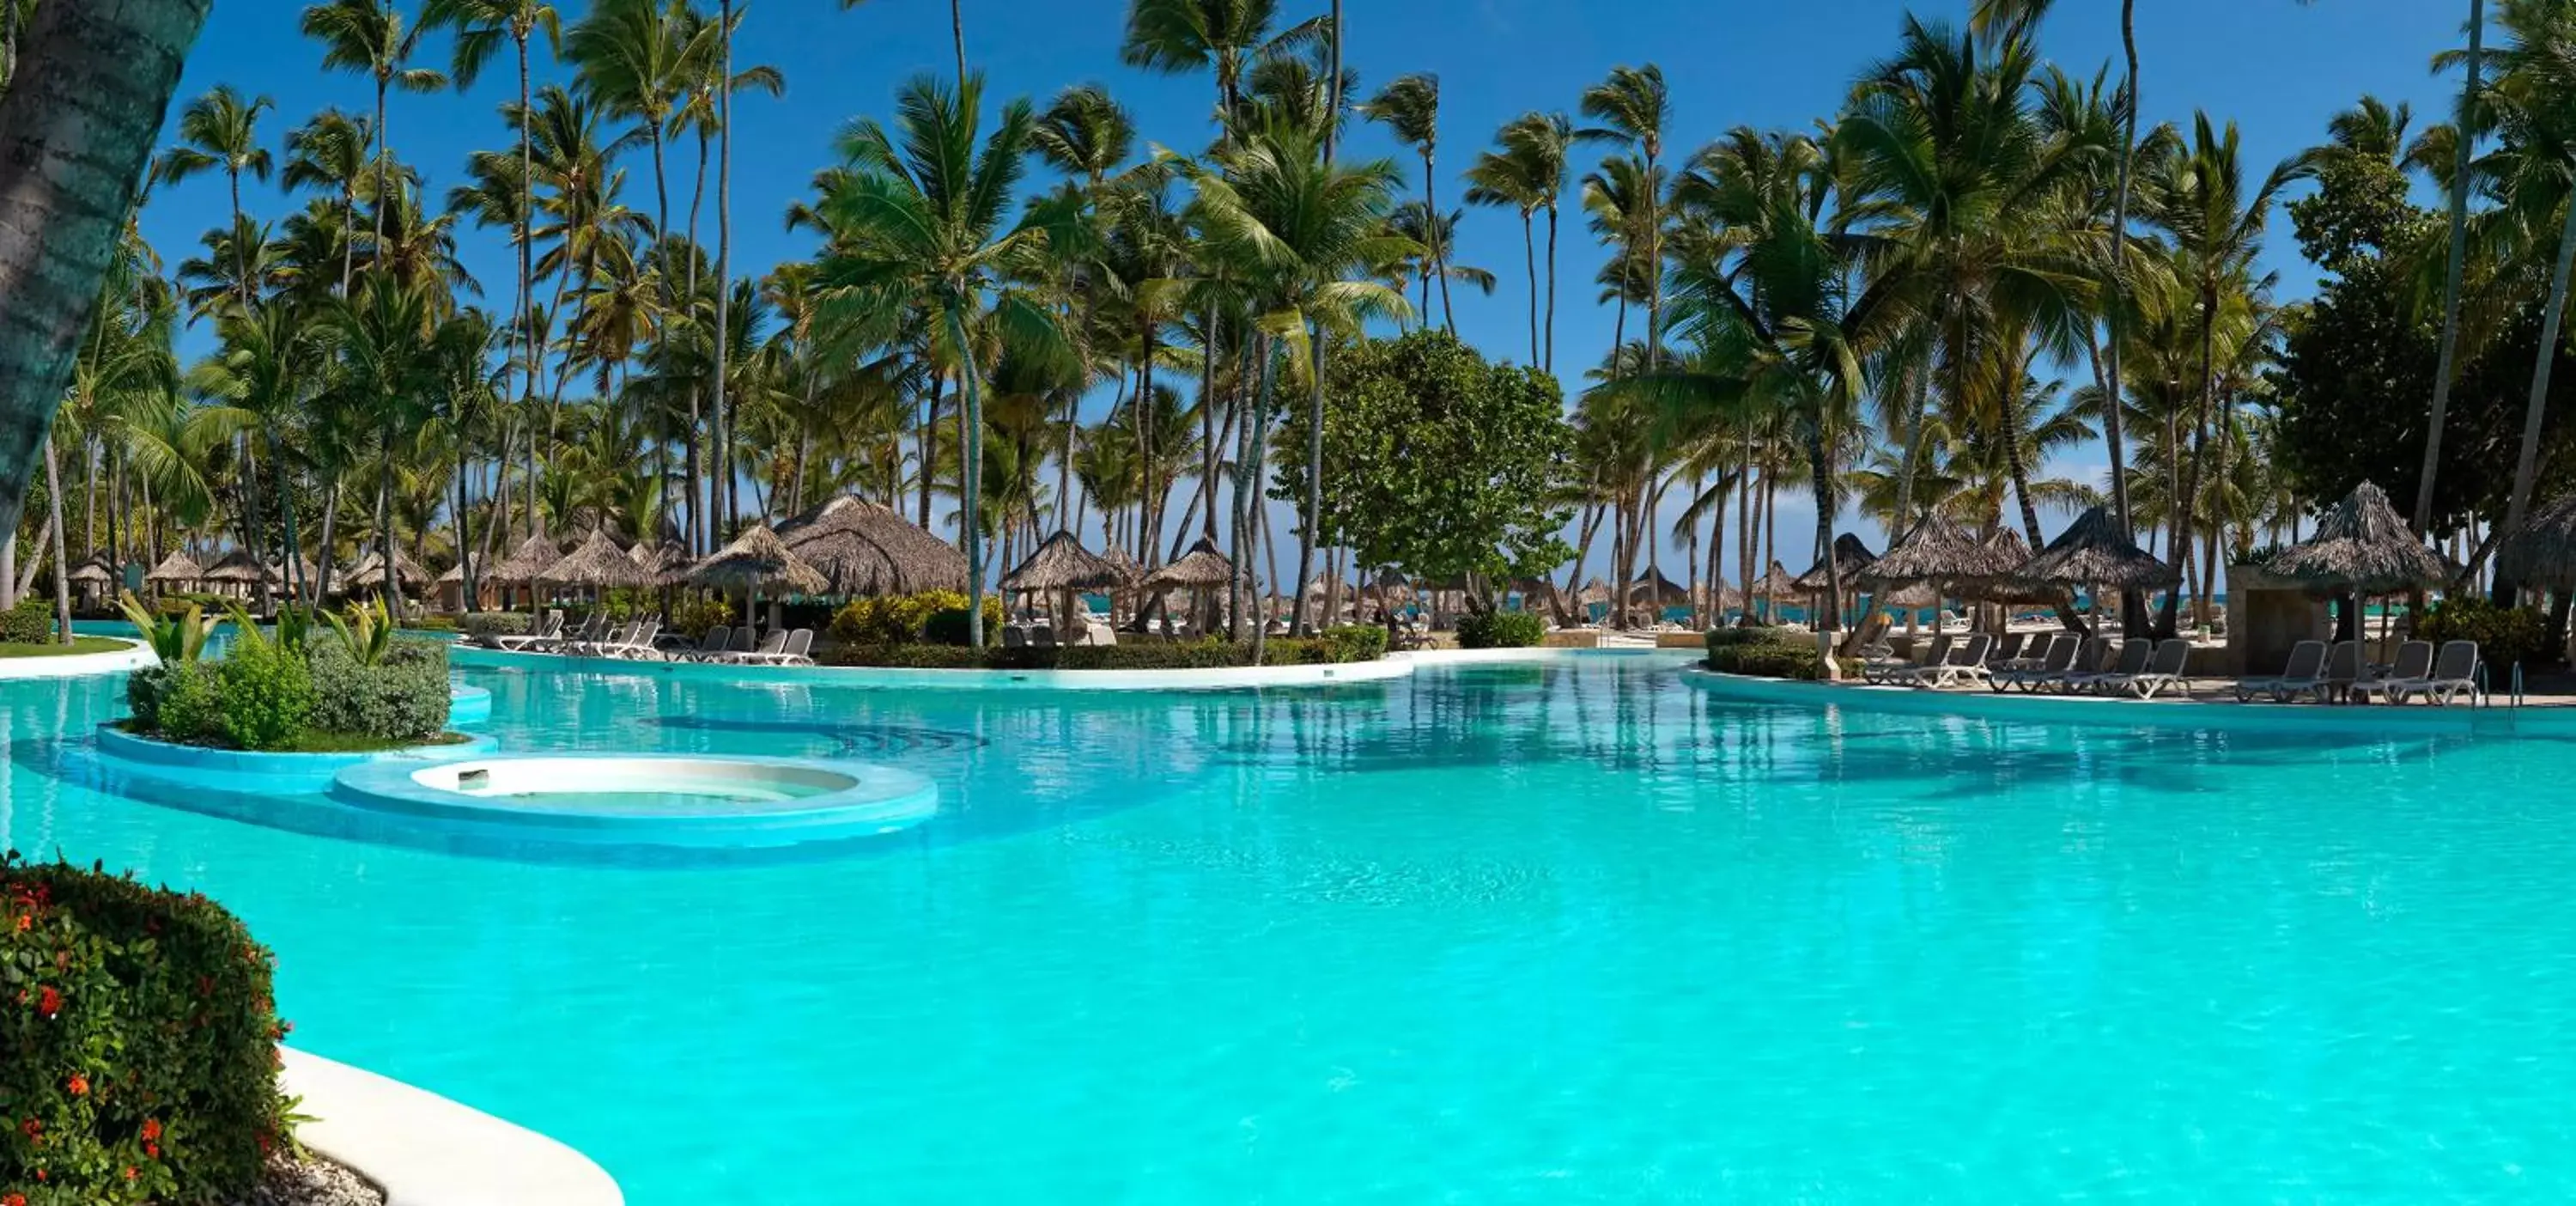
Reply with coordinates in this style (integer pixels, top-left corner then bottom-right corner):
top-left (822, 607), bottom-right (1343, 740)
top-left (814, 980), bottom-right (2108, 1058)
top-left (458, 612), bottom-right (531, 641)
top-left (0, 598), bottom-right (51, 645)
top-left (0, 855), bottom-right (294, 1205)
top-left (1704, 631), bottom-right (1847, 680)
top-left (2415, 597), bottom-right (2555, 668)
top-left (1455, 612), bottom-right (1543, 649)
top-left (307, 639), bottom-right (451, 744)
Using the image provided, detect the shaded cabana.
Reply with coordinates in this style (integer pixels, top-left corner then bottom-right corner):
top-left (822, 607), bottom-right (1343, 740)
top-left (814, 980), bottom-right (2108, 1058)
top-left (197, 550), bottom-right (276, 600)
top-left (2009, 505), bottom-right (2176, 631)
top-left (1001, 531), bottom-right (1125, 632)
top-left (1747, 560), bottom-right (1801, 622)
top-left (1142, 538), bottom-right (1236, 632)
top-left (1795, 533), bottom-right (1878, 629)
top-left (777, 494), bottom-right (968, 596)
top-left (539, 529), bottom-right (659, 598)
top-left (144, 550), bottom-right (203, 594)
top-left (65, 557), bottom-right (115, 609)
top-left (680, 525), bottom-right (828, 632)
top-left (2264, 480), bottom-right (2453, 647)
top-left (487, 533), bottom-right (568, 609)
top-left (434, 556), bottom-right (486, 613)
top-left (343, 548), bottom-right (433, 595)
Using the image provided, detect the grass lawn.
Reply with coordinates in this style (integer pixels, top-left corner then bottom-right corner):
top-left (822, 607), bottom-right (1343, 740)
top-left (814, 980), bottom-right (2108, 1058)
top-left (0, 636), bottom-right (130, 659)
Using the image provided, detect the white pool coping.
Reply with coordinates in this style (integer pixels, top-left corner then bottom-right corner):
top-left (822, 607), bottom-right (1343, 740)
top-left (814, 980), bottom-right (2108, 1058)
top-left (452, 643), bottom-right (1416, 691)
top-left (281, 1047), bottom-right (623, 1206)
top-left (0, 636), bottom-right (155, 679)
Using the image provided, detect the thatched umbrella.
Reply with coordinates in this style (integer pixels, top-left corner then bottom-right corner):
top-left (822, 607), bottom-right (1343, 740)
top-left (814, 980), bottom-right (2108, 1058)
top-left (629, 538), bottom-right (691, 576)
top-left (683, 525), bottom-right (828, 634)
top-left (1795, 533), bottom-right (1877, 593)
top-left (489, 533), bottom-right (568, 585)
top-left (1140, 538), bottom-right (1236, 629)
top-left (1747, 560), bottom-right (1801, 621)
top-left (198, 549), bottom-right (276, 599)
top-left (345, 547), bottom-right (432, 591)
top-left (1626, 567), bottom-right (1690, 605)
top-left (2014, 505), bottom-right (2178, 603)
top-left (144, 550), bottom-right (203, 591)
top-left (67, 557), bottom-right (114, 585)
top-left (2493, 490), bottom-right (2576, 590)
top-left (1001, 530), bottom-right (1124, 625)
top-left (1858, 517), bottom-right (1985, 588)
top-left (539, 529), bottom-right (659, 593)
top-left (2269, 480), bottom-right (2452, 595)
top-left (777, 494), bottom-right (968, 595)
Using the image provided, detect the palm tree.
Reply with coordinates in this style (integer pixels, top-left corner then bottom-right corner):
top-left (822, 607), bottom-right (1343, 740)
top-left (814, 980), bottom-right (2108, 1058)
top-left (1361, 73), bottom-right (1454, 330)
top-left (1385, 202), bottom-right (1497, 326)
top-left (422, 0), bottom-right (561, 549)
top-left (283, 107), bottom-right (374, 296)
top-left (1580, 65), bottom-right (1671, 370)
top-left (813, 73), bottom-right (1073, 648)
top-left (152, 85), bottom-right (276, 317)
top-left (301, 0), bottom-right (448, 262)
top-left (2473, 0), bottom-right (2576, 583)
top-left (1120, 0), bottom-right (1321, 142)
top-left (326, 272), bottom-right (440, 605)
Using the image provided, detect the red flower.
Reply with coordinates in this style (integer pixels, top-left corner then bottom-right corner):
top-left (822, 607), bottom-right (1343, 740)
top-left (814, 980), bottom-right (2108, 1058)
top-left (20, 1118), bottom-right (40, 1137)
top-left (11, 912), bottom-right (27, 931)
top-left (4, 1191), bottom-right (24, 1206)
top-left (144, 1141), bottom-right (160, 1159)
top-left (35, 985), bottom-right (58, 1017)
top-left (141, 1118), bottom-right (161, 1142)
top-left (123, 1166), bottom-right (137, 1182)
top-left (64, 1074), bottom-right (87, 1097)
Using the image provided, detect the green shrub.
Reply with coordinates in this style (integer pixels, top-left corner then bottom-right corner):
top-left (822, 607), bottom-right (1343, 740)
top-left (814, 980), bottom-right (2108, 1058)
top-left (1706, 633), bottom-right (1837, 680)
top-left (669, 595), bottom-right (734, 639)
top-left (125, 661), bottom-right (223, 743)
top-left (920, 596), bottom-right (1008, 647)
top-left (1321, 624), bottom-right (1388, 662)
top-left (820, 637), bottom-right (1386, 672)
top-left (307, 638), bottom-right (450, 744)
top-left (406, 614), bottom-right (458, 631)
top-left (1, 596), bottom-right (52, 644)
top-left (0, 854), bottom-right (294, 1204)
top-left (1703, 625), bottom-right (1783, 649)
top-left (2416, 596), bottom-right (2556, 668)
top-left (459, 612), bottom-right (531, 641)
top-left (1455, 611), bottom-right (1544, 649)
top-left (212, 638), bottom-right (315, 752)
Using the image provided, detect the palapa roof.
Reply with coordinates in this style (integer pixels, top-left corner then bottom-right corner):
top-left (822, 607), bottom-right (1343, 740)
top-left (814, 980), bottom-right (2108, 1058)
top-left (2014, 505), bottom-right (2179, 590)
top-left (344, 547), bottom-right (433, 588)
top-left (1098, 544), bottom-right (1144, 586)
top-left (1000, 531), bottom-right (1126, 593)
top-left (538, 530), bottom-right (659, 589)
top-left (1142, 539), bottom-right (1235, 590)
top-left (1576, 577), bottom-right (1611, 605)
top-left (1749, 560), bottom-right (1801, 599)
top-left (2494, 491), bottom-right (2576, 589)
top-left (681, 525), bottom-right (828, 594)
top-left (1858, 518), bottom-right (2024, 590)
top-left (1794, 533), bottom-right (1877, 592)
top-left (1874, 581), bottom-right (1942, 608)
top-left (776, 494), bottom-right (968, 595)
top-left (2268, 480), bottom-right (2452, 594)
top-left (1626, 568), bottom-right (1692, 605)
top-left (630, 539), bottom-right (691, 575)
top-left (200, 549), bottom-right (276, 584)
top-left (144, 550), bottom-right (203, 584)
top-left (66, 557), bottom-right (115, 584)
top-left (489, 533), bottom-right (568, 584)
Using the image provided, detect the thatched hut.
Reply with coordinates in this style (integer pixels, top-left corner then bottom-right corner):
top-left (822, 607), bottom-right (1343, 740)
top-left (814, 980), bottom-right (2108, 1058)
top-left (776, 494), bottom-right (968, 596)
top-left (2494, 490), bottom-right (2576, 591)
top-left (540, 529), bottom-right (659, 593)
top-left (1857, 517), bottom-right (1984, 587)
top-left (682, 525), bottom-right (827, 631)
top-left (489, 533), bottom-right (568, 585)
top-left (629, 539), bottom-right (692, 576)
top-left (65, 557), bottom-right (115, 608)
top-left (1001, 531), bottom-right (1125, 627)
top-left (144, 550), bottom-right (203, 595)
top-left (344, 547), bottom-right (433, 593)
top-left (2269, 481), bottom-right (2451, 596)
top-left (1626, 568), bottom-right (1691, 606)
top-left (1795, 533), bottom-right (1877, 593)
top-left (198, 550), bottom-right (276, 599)
top-left (2012, 504), bottom-right (2177, 618)
top-left (1747, 560), bottom-right (1801, 621)
top-left (1141, 539), bottom-right (1236, 630)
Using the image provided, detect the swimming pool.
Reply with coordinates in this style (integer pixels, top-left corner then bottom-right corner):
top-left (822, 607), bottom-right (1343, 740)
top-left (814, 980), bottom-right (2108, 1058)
top-left (5, 651), bottom-right (2573, 1200)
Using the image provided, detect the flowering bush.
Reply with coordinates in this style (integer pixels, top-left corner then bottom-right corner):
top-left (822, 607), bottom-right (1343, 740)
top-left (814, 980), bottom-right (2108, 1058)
top-left (831, 591), bottom-right (1000, 647)
top-left (668, 596), bottom-right (734, 640)
top-left (0, 854), bottom-right (293, 1204)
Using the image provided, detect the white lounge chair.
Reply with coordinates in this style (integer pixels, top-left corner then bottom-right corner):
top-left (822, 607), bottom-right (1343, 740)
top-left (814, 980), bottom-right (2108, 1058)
top-left (2349, 640), bottom-right (2433, 704)
top-left (1992, 633), bottom-right (2078, 692)
top-left (2067, 637), bottom-right (2152, 694)
top-left (743, 629), bottom-right (813, 666)
top-left (679, 626), bottom-right (732, 662)
top-left (1866, 633), bottom-right (1947, 685)
top-left (2278, 640), bottom-right (2360, 704)
top-left (2235, 640), bottom-right (2326, 703)
top-left (721, 629), bottom-right (789, 665)
top-left (1894, 631), bottom-right (1992, 689)
top-left (2095, 637), bottom-right (2190, 698)
top-left (2392, 640), bottom-right (2480, 705)
top-left (488, 612), bottom-right (561, 652)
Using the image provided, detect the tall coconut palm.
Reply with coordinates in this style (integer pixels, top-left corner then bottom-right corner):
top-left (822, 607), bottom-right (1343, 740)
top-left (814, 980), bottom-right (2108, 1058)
top-left (301, 0), bottom-right (447, 263)
top-left (1361, 72), bottom-right (1454, 331)
top-left (283, 107), bottom-right (374, 296)
top-left (151, 85), bottom-right (276, 317)
top-left (1579, 64), bottom-right (1671, 371)
top-left (812, 72), bottom-right (1074, 648)
top-left (1385, 202), bottom-right (1496, 326)
top-left (2409, 0), bottom-right (2489, 533)
top-left (1120, 0), bottom-right (1321, 143)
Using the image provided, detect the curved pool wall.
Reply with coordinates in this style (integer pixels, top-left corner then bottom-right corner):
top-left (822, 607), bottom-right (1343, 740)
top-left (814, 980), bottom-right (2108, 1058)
top-left (0, 636), bottom-right (155, 679)
top-left (331, 753), bottom-right (938, 849)
top-left (1680, 667), bottom-right (2557, 733)
top-left (449, 684), bottom-right (493, 726)
top-left (449, 643), bottom-right (1419, 690)
top-left (91, 723), bottom-right (501, 791)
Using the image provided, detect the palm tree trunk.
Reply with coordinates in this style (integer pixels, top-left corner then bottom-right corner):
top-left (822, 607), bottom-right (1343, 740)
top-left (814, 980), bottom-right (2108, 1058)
top-left (1200, 304), bottom-right (1223, 545)
top-left (1137, 316), bottom-right (1158, 563)
top-left (946, 305), bottom-right (987, 648)
top-left (713, 0), bottom-right (737, 540)
top-left (371, 76), bottom-right (388, 257)
top-left (0, 0), bottom-right (210, 544)
top-left (515, 29), bottom-right (538, 543)
top-left (2497, 189), bottom-right (2576, 598)
top-left (316, 481), bottom-right (341, 602)
top-left (2101, 0), bottom-right (2140, 542)
top-left (1426, 155), bottom-right (1455, 334)
top-left (1542, 202), bottom-right (1559, 375)
top-left (1703, 484), bottom-right (1726, 629)
top-left (920, 365), bottom-right (942, 530)
top-left (1805, 423), bottom-right (1839, 635)
top-left (244, 436), bottom-right (270, 612)
top-left (2416, 0), bottom-right (2484, 534)
top-left (950, 0), bottom-right (966, 83)
top-left (2166, 283), bottom-right (2221, 633)
top-left (1292, 317), bottom-right (1327, 637)
top-left (44, 436), bottom-right (71, 643)
top-left (1520, 209), bottom-right (1537, 363)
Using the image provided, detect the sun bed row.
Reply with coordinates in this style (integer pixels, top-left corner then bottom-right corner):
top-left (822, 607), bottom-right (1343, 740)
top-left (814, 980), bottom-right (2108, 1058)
top-left (477, 612), bottom-right (814, 666)
top-left (2234, 638), bottom-right (2479, 705)
top-left (1858, 632), bottom-right (2193, 699)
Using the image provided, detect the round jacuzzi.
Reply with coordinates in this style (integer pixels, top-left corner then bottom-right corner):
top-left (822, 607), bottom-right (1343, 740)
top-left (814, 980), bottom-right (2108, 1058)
top-left (330, 753), bottom-right (938, 850)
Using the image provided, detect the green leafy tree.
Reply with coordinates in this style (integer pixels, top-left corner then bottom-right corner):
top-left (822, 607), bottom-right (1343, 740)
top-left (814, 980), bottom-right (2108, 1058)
top-left (1274, 329), bottom-right (1573, 611)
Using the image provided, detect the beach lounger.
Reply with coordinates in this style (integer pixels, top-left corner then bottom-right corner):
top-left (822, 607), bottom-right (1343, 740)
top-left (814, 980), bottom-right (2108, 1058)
top-left (610, 620), bottom-right (663, 660)
top-left (721, 630), bottom-right (789, 665)
top-left (1894, 631), bottom-right (1991, 689)
top-left (2348, 640), bottom-right (2433, 704)
top-left (742, 628), bottom-right (812, 666)
top-left (1866, 633), bottom-right (1947, 685)
top-left (2392, 640), bottom-right (2481, 705)
top-left (1989, 632), bottom-right (2030, 668)
top-left (2278, 640), bottom-right (2360, 703)
top-left (2068, 637), bottom-right (2152, 694)
top-left (2234, 640), bottom-right (2325, 703)
top-left (1991, 633), bottom-right (2078, 692)
top-left (678, 625), bottom-right (731, 662)
top-left (2095, 637), bottom-right (2189, 698)
top-left (488, 612), bottom-right (561, 651)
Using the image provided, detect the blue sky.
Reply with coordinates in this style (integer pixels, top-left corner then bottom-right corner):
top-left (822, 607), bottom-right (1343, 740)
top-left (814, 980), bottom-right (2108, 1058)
top-left (145, 0), bottom-right (2467, 576)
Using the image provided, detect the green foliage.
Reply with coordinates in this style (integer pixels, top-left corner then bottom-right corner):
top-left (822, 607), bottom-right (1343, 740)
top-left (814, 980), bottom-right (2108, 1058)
top-left (1703, 626), bottom-right (1783, 649)
top-left (669, 595), bottom-right (735, 639)
top-left (0, 854), bottom-right (294, 1204)
top-left (821, 632), bottom-right (1389, 671)
top-left (1319, 625), bottom-right (1388, 662)
top-left (307, 639), bottom-right (451, 744)
top-left (125, 661), bottom-right (224, 744)
top-left (854, 591), bottom-right (1011, 647)
top-left (116, 592), bottom-right (218, 663)
top-left (1455, 612), bottom-right (1544, 649)
top-left (320, 597), bottom-right (395, 667)
top-left (1, 597), bottom-right (52, 645)
top-left (2415, 597), bottom-right (2555, 669)
top-left (459, 612), bottom-right (532, 640)
top-left (1705, 631), bottom-right (1837, 680)
top-left (1273, 330), bottom-right (1576, 594)
top-left (212, 637), bottom-right (316, 752)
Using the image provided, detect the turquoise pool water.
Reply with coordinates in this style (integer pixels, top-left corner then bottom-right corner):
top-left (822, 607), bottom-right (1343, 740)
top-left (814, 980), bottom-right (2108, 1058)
top-left (7, 652), bottom-right (2575, 1200)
